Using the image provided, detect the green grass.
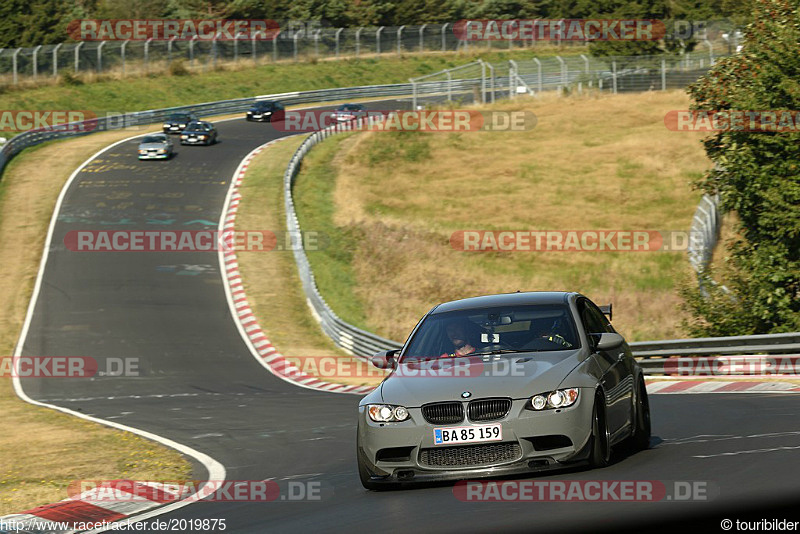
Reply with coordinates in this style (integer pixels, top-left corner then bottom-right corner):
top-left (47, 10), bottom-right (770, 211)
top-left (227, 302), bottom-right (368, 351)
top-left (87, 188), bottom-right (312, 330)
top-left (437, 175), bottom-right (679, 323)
top-left (292, 134), bottom-right (371, 331)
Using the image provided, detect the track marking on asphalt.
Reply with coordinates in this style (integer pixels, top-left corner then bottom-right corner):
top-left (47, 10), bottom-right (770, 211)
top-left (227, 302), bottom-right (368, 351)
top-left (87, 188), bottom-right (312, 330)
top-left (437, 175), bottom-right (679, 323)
top-left (659, 430), bottom-right (800, 446)
top-left (693, 444), bottom-right (800, 458)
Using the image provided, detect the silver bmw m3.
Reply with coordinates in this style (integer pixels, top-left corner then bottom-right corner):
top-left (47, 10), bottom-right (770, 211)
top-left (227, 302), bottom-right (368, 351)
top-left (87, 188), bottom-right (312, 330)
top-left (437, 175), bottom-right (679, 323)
top-left (357, 291), bottom-right (651, 489)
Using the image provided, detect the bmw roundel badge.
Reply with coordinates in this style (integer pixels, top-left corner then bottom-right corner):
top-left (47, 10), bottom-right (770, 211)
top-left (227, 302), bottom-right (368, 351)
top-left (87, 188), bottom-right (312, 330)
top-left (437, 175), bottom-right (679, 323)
top-left (461, 391), bottom-right (472, 399)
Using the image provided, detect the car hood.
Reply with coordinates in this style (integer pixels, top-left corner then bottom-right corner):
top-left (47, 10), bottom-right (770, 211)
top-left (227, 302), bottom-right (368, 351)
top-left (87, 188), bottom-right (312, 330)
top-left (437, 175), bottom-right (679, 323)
top-left (182, 130), bottom-right (208, 135)
top-left (139, 142), bottom-right (168, 149)
top-left (377, 350), bottom-right (586, 406)
top-left (249, 108), bottom-right (272, 112)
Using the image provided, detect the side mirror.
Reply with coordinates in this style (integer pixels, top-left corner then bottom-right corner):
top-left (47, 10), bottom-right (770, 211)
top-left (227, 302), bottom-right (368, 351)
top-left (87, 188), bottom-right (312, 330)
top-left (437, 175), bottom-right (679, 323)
top-left (371, 349), bottom-right (399, 369)
top-left (595, 332), bottom-right (624, 351)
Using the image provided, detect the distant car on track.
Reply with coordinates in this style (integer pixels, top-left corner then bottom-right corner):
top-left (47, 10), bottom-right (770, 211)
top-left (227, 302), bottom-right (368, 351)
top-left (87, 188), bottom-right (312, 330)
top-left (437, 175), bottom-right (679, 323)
top-left (357, 291), bottom-right (650, 490)
top-left (163, 112), bottom-right (199, 134)
top-left (138, 133), bottom-right (174, 160)
top-left (332, 103), bottom-right (367, 123)
top-left (180, 121), bottom-right (218, 146)
top-left (246, 100), bottom-right (284, 122)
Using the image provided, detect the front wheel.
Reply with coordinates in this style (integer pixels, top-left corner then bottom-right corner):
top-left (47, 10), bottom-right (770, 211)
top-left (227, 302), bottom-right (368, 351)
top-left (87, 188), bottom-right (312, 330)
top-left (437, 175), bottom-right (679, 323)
top-left (588, 396), bottom-right (611, 468)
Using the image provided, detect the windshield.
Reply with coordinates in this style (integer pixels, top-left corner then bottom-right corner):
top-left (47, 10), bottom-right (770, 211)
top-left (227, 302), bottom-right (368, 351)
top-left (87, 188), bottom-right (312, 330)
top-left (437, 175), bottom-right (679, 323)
top-left (338, 104), bottom-right (363, 111)
top-left (166, 114), bottom-right (190, 121)
top-left (142, 135), bottom-right (165, 143)
top-left (402, 304), bottom-right (580, 361)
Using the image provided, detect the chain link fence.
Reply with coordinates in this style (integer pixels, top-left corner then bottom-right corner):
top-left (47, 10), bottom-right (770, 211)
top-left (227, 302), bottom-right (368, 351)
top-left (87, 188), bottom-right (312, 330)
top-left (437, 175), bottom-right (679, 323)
top-left (0, 22), bottom-right (736, 85)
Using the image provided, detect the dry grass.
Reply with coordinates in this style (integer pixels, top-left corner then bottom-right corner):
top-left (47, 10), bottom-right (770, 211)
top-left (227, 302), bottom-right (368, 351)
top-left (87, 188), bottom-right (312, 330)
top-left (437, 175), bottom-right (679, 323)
top-left (234, 136), bottom-right (386, 387)
top-left (0, 128), bottom-right (191, 514)
top-left (307, 90), bottom-right (713, 342)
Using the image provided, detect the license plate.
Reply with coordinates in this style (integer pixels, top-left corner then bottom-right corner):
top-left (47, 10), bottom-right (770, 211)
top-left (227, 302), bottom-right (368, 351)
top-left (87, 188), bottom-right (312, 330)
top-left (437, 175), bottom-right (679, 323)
top-left (433, 424), bottom-right (502, 445)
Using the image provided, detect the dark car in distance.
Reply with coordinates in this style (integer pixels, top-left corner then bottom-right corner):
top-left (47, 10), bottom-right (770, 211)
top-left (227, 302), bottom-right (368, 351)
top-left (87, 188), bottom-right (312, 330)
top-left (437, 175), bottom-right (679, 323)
top-left (246, 100), bottom-right (285, 122)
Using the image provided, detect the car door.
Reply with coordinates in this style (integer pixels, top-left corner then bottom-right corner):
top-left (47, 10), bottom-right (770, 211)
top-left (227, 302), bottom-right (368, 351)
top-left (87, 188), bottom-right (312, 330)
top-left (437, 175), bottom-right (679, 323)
top-left (579, 298), bottom-right (631, 437)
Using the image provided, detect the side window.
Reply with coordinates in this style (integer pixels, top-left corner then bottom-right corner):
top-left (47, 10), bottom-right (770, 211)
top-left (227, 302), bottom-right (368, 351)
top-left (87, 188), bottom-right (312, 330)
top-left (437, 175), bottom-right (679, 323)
top-left (579, 300), bottom-right (609, 337)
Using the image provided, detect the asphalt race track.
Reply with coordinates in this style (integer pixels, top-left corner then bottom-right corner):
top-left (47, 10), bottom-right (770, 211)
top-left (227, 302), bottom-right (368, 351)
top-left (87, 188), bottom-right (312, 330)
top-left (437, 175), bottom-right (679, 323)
top-left (16, 105), bottom-right (800, 533)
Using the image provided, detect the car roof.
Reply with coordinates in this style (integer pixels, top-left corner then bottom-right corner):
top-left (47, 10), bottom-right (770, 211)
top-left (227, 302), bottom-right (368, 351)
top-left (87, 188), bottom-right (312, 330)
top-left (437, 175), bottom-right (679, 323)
top-left (430, 291), bottom-right (577, 314)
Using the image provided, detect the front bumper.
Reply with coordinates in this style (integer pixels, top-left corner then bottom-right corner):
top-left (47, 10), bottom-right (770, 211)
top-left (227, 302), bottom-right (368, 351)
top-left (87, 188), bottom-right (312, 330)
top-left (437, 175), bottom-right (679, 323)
top-left (138, 152), bottom-right (170, 159)
top-left (357, 391), bottom-right (594, 485)
top-left (181, 137), bottom-right (209, 145)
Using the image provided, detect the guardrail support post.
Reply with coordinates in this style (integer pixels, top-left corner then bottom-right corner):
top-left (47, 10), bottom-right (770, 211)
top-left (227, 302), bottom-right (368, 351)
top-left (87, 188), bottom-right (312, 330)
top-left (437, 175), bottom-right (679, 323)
top-left (52, 43), bottom-right (62, 77)
top-left (419, 24), bottom-right (427, 51)
top-left (74, 42), bottom-right (84, 73)
top-left (335, 28), bottom-right (343, 58)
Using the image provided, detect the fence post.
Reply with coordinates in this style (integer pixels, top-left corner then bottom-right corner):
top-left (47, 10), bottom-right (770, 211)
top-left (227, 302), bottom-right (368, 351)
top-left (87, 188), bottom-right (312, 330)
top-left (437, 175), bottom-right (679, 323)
top-left (212, 35), bottom-right (218, 68)
top-left (167, 36), bottom-right (174, 62)
top-left (293, 31), bottom-right (300, 61)
top-left (355, 27), bottom-right (363, 57)
top-left (704, 39), bottom-right (714, 65)
top-left (533, 57), bottom-right (542, 95)
top-left (335, 28), bottom-right (343, 58)
top-left (376, 26), bottom-right (384, 54)
top-left (97, 41), bottom-right (106, 72)
top-left (252, 34), bottom-right (257, 63)
top-left (233, 33), bottom-right (239, 62)
top-left (189, 35), bottom-right (196, 66)
top-left (397, 26), bottom-right (404, 54)
top-left (556, 55), bottom-right (566, 90)
top-left (479, 60), bottom-right (487, 104)
top-left (508, 59), bottom-right (517, 98)
top-left (32, 45), bottom-right (41, 78)
top-left (273, 31), bottom-right (280, 62)
top-left (74, 42), bottom-right (84, 73)
top-left (580, 53), bottom-right (589, 75)
top-left (144, 38), bottom-right (151, 72)
top-left (487, 62), bottom-right (495, 103)
top-left (419, 24), bottom-right (427, 52)
top-left (661, 58), bottom-right (666, 90)
top-left (121, 40), bottom-right (128, 75)
top-left (411, 77), bottom-right (417, 110)
top-left (12, 48), bottom-right (20, 85)
top-left (441, 23), bottom-right (449, 52)
top-left (53, 43), bottom-right (62, 76)
top-left (314, 29), bottom-right (320, 57)
top-left (612, 60), bottom-right (618, 94)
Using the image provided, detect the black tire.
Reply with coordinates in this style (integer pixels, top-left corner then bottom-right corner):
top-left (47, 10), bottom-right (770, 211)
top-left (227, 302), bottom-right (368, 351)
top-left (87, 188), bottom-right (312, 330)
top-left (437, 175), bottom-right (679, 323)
top-left (627, 376), bottom-right (651, 451)
top-left (588, 395), bottom-right (611, 468)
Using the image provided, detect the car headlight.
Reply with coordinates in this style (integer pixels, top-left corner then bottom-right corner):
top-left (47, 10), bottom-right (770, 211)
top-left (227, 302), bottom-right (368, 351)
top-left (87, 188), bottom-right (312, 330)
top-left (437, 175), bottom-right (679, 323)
top-left (198, 135), bottom-right (207, 140)
top-left (138, 149), bottom-right (147, 154)
top-left (264, 111), bottom-right (271, 115)
top-left (529, 388), bottom-right (579, 410)
top-left (181, 135), bottom-right (188, 139)
top-left (367, 404), bottom-right (410, 422)
top-left (162, 123), bottom-right (170, 128)
top-left (157, 149), bottom-right (166, 153)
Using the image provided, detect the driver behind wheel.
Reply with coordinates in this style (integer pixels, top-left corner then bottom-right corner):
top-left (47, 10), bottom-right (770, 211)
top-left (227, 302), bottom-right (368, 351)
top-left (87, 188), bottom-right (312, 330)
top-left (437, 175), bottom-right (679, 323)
top-left (440, 319), bottom-right (480, 358)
